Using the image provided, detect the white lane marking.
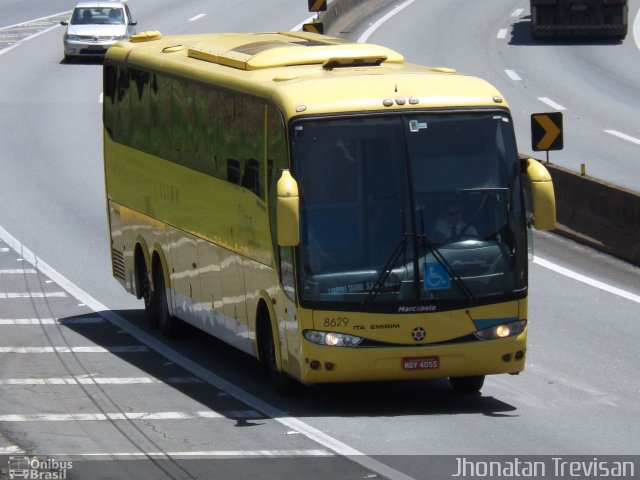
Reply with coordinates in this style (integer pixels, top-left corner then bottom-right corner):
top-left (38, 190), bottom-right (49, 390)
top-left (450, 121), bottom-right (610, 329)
top-left (0, 269), bottom-right (37, 273)
top-left (0, 20), bottom-right (66, 56)
top-left (604, 129), bottom-right (640, 146)
top-left (0, 292), bottom-right (67, 298)
top-left (497, 28), bottom-right (508, 39)
top-left (534, 256), bottom-right (640, 304)
top-left (36, 450), bottom-right (332, 459)
top-left (505, 69), bottom-right (521, 81)
top-left (0, 225), bottom-right (416, 480)
top-left (0, 346), bottom-right (148, 353)
top-left (188, 13), bottom-right (207, 22)
top-left (359, 0), bottom-right (416, 43)
top-left (0, 317), bottom-right (104, 325)
top-left (0, 411), bottom-right (226, 422)
top-left (0, 376), bottom-right (201, 385)
top-left (0, 11), bottom-right (71, 31)
top-left (0, 445), bottom-right (26, 454)
top-left (1, 247), bottom-right (10, 252)
top-left (511, 9), bottom-right (524, 18)
top-left (634, 5), bottom-right (640, 51)
top-left (538, 97), bottom-right (566, 111)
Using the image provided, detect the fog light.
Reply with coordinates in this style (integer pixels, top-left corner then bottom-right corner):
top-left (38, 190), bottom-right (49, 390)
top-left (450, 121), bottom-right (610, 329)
top-left (309, 360), bottom-right (320, 370)
top-left (502, 353), bottom-right (512, 362)
top-left (515, 350), bottom-right (525, 360)
top-left (325, 362), bottom-right (334, 371)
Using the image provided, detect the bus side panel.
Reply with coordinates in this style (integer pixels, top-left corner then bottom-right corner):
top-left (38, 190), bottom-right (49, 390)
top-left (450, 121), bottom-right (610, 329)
top-left (241, 257), bottom-right (282, 361)
top-left (217, 247), bottom-right (249, 351)
top-left (197, 237), bottom-right (228, 343)
top-left (105, 141), bottom-right (273, 266)
top-left (176, 231), bottom-right (253, 355)
top-left (107, 201), bottom-right (128, 290)
top-left (169, 227), bottom-right (202, 324)
top-left (110, 203), bottom-right (169, 297)
top-left (105, 139), bottom-right (273, 356)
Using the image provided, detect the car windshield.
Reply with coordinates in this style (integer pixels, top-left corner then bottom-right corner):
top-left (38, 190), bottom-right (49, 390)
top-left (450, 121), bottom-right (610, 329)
top-left (70, 7), bottom-right (124, 25)
top-left (290, 111), bottom-right (528, 312)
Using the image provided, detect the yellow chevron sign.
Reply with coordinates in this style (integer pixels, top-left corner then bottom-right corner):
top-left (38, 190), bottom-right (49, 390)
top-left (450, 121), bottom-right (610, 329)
top-left (531, 112), bottom-right (563, 151)
top-left (303, 22), bottom-right (324, 34)
top-left (308, 0), bottom-right (327, 12)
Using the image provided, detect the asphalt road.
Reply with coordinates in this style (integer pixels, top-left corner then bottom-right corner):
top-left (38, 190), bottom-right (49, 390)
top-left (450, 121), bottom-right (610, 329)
top-left (1, 2), bottom-right (639, 479)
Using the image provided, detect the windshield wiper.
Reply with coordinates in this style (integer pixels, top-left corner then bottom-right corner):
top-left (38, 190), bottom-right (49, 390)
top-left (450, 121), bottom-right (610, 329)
top-left (417, 205), bottom-right (475, 301)
top-left (361, 227), bottom-right (476, 310)
top-left (360, 232), bottom-right (409, 310)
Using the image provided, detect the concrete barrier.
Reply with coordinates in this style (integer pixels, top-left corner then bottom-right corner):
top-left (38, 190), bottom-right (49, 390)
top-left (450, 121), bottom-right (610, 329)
top-left (544, 163), bottom-right (640, 266)
top-left (317, 0), bottom-right (640, 267)
top-left (319, 0), bottom-right (397, 36)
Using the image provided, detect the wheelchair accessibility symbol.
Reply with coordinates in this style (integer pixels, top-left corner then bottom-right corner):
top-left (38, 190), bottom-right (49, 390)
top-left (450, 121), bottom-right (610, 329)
top-left (423, 263), bottom-right (450, 290)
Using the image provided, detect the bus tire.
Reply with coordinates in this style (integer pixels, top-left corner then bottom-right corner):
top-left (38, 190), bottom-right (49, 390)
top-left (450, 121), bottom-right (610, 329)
top-left (136, 252), bottom-right (158, 329)
top-left (153, 263), bottom-right (178, 339)
top-left (449, 375), bottom-right (485, 394)
top-left (259, 319), bottom-right (299, 396)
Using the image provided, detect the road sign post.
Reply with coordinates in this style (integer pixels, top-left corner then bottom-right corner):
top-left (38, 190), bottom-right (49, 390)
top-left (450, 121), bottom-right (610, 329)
top-left (531, 112), bottom-right (563, 163)
top-left (304, 0), bottom-right (326, 33)
top-left (308, 0), bottom-right (327, 11)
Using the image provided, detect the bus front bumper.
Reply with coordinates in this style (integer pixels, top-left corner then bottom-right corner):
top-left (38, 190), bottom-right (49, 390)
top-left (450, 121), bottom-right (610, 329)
top-left (296, 333), bottom-right (526, 384)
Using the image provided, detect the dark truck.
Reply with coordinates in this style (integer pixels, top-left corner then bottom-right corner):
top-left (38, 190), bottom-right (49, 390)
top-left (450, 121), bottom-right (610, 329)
top-left (530, 0), bottom-right (628, 39)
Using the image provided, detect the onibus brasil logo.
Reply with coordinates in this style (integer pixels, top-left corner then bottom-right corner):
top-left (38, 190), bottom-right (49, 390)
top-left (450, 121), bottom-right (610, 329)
top-left (7, 456), bottom-right (73, 479)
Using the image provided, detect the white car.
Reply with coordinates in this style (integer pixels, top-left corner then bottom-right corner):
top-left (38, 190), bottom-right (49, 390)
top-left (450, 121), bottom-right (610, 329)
top-left (60, 1), bottom-right (136, 61)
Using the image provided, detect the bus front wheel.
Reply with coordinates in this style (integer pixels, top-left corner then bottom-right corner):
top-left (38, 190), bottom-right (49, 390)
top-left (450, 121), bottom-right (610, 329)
top-left (449, 375), bottom-right (485, 394)
top-left (260, 320), bottom-right (299, 396)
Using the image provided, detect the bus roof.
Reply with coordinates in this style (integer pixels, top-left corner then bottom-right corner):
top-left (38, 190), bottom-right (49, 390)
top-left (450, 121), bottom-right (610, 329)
top-left (107, 31), bottom-right (508, 118)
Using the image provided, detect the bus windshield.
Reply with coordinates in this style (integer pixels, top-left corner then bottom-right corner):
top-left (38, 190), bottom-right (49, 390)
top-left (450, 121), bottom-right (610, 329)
top-left (291, 111), bottom-right (528, 311)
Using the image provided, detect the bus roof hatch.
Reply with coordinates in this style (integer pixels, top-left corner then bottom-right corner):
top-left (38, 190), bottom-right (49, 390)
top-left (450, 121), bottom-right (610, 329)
top-left (187, 33), bottom-right (404, 70)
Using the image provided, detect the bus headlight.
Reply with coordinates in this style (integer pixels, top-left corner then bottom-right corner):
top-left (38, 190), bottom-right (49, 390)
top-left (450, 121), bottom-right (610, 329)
top-left (474, 320), bottom-right (527, 340)
top-left (304, 330), bottom-right (363, 347)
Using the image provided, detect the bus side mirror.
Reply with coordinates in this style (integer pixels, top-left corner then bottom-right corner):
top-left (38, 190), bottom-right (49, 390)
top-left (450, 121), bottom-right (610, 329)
top-left (276, 169), bottom-right (300, 246)
top-left (525, 158), bottom-right (556, 231)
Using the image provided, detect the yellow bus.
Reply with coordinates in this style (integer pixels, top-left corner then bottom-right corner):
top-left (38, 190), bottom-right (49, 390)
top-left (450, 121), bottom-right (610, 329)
top-left (103, 31), bottom-right (556, 394)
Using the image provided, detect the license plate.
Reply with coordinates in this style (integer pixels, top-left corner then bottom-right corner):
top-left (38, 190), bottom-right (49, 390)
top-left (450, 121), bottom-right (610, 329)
top-left (88, 45), bottom-right (105, 50)
top-left (402, 356), bottom-right (439, 370)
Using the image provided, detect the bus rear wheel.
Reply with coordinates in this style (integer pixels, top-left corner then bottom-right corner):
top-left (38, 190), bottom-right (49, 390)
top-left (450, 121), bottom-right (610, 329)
top-left (152, 264), bottom-right (178, 339)
top-left (137, 254), bottom-right (158, 329)
top-left (449, 375), bottom-right (485, 394)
